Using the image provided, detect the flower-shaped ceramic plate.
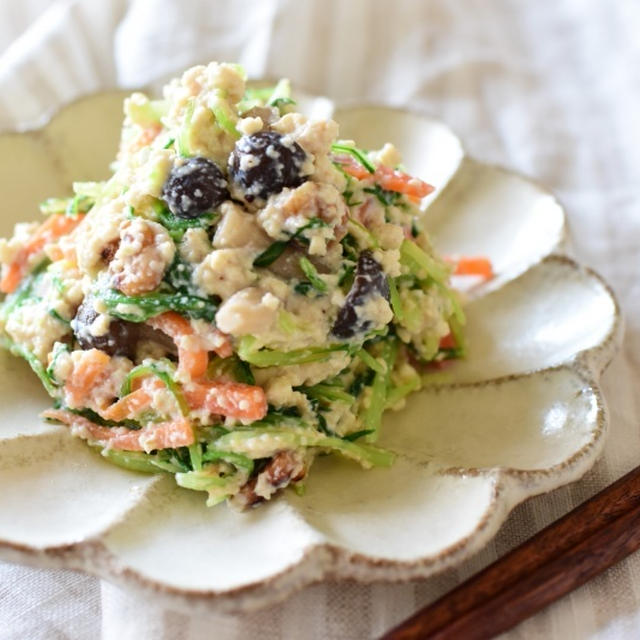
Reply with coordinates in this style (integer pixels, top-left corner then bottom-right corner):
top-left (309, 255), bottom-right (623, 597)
top-left (0, 89), bottom-right (622, 614)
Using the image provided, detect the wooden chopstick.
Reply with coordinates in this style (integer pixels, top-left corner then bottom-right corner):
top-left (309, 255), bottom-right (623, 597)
top-left (382, 465), bottom-right (640, 640)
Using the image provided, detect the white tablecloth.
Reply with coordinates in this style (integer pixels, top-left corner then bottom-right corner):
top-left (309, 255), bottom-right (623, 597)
top-left (1, 1), bottom-right (639, 638)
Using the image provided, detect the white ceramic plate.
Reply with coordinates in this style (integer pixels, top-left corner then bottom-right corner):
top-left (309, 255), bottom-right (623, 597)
top-left (0, 90), bottom-right (622, 613)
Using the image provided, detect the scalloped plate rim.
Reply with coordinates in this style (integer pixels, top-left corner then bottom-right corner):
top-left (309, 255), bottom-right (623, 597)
top-left (0, 89), bottom-right (623, 614)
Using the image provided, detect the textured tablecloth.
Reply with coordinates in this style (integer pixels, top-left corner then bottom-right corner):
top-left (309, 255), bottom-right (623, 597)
top-left (1, 1), bottom-right (639, 638)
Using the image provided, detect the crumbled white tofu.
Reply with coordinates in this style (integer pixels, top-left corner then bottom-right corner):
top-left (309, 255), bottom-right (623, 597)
top-left (194, 248), bottom-right (256, 299)
top-left (213, 202), bottom-right (271, 250)
top-left (371, 143), bottom-right (402, 167)
top-left (75, 198), bottom-right (127, 274)
top-left (373, 248), bottom-right (402, 277)
top-left (355, 295), bottom-right (393, 330)
top-left (215, 287), bottom-right (279, 336)
top-left (180, 228), bottom-right (211, 263)
top-left (0, 222), bottom-right (38, 265)
top-left (236, 116), bottom-right (264, 136)
top-left (5, 300), bottom-right (68, 363)
top-left (89, 313), bottom-right (111, 337)
top-left (258, 181), bottom-right (347, 254)
top-left (272, 114), bottom-right (338, 157)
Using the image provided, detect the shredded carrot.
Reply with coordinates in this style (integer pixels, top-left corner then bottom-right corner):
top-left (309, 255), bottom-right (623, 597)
top-left (375, 165), bottom-right (435, 198)
top-left (147, 312), bottom-right (231, 379)
top-left (185, 380), bottom-right (267, 421)
top-left (101, 377), bottom-right (166, 421)
top-left (147, 312), bottom-right (208, 379)
top-left (42, 409), bottom-right (194, 452)
top-left (128, 122), bottom-right (162, 153)
top-left (439, 333), bottom-right (457, 350)
top-left (0, 263), bottom-right (23, 296)
top-left (180, 348), bottom-right (210, 380)
top-left (64, 349), bottom-right (111, 407)
top-left (101, 388), bottom-right (153, 421)
top-left (0, 213), bottom-right (84, 293)
top-left (451, 256), bottom-right (494, 280)
top-left (334, 155), bottom-right (371, 180)
top-left (333, 155), bottom-right (435, 199)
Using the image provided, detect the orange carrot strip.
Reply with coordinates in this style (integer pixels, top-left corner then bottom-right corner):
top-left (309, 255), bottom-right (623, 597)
top-left (139, 123), bottom-right (162, 145)
top-left (147, 312), bottom-right (232, 378)
top-left (179, 348), bottom-right (209, 380)
top-left (101, 388), bottom-right (153, 421)
top-left (101, 376), bottom-right (168, 421)
top-left (0, 213), bottom-right (84, 293)
top-left (147, 312), bottom-right (195, 342)
top-left (333, 156), bottom-right (434, 199)
top-left (184, 380), bottom-right (267, 422)
top-left (334, 155), bottom-right (371, 180)
top-left (31, 213), bottom-right (83, 246)
top-left (375, 165), bottom-right (435, 198)
top-left (0, 263), bottom-right (23, 295)
top-left (453, 256), bottom-right (494, 280)
top-left (42, 409), bottom-right (194, 452)
top-left (64, 349), bottom-right (111, 407)
top-left (129, 122), bottom-right (162, 153)
top-left (147, 312), bottom-right (208, 379)
top-left (439, 333), bottom-right (457, 350)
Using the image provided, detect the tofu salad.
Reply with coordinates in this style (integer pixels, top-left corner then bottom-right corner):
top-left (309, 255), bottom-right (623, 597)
top-left (0, 62), bottom-right (470, 509)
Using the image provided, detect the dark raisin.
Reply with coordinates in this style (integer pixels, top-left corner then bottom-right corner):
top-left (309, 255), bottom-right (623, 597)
top-left (241, 106), bottom-right (279, 126)
top-left (268, 243), bottom-right (332, 281)
top-left (100, 239), bottom-right (119, 264)
top-left (163, 157), bottom-right (229, 219)
top-left (234, 451), bottom-right (306, 508)
top-left (331, 250), bottom-right (390, 339)
top-left (72, 298), bottom-right (139, 358)
top-left (228, 131), bottom-right (307, 202)
top-left (267, 244), bottom-right (305, 279)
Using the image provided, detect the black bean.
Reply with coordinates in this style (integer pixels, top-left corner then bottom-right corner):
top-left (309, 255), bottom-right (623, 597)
top-left (228, 131), bottom-right (307, 202)
top-left (331, 250), bottom-right (390, 339)
top-left (72, 298), bottom-right (139, 358)
top-left (163, 157), bottom-right (229, 219)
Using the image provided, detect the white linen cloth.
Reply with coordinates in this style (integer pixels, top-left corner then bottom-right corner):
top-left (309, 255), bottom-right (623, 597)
top-left (0, 1), bottom-right (639, 637)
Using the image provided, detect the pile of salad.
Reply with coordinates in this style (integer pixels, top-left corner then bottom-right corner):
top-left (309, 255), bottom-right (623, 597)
top-left (0, 62), bottom-right (483, 509)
